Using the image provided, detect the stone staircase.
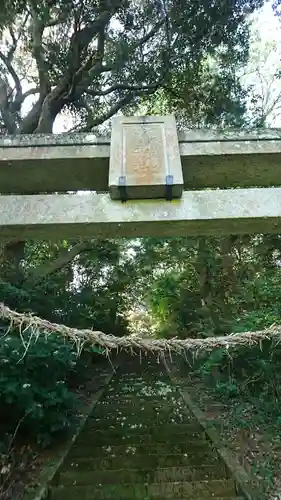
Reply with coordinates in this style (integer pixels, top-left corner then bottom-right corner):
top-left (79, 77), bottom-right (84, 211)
top-left (50, 356), bottom-right (244, 499)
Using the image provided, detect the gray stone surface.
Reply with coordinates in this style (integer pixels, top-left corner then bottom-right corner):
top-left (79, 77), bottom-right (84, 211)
top-left (0, 187), bottom-right (281, 240)
top-left (109, 115), bottom-right (183, 199)
top-left (1, 126), bottom-right (281, 194)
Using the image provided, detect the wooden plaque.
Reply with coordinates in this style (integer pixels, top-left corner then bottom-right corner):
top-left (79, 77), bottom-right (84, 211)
top-left (109, 115), bottom-right (183, 200)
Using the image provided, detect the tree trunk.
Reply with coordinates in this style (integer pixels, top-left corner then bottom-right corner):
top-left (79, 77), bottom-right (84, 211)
top-left (0, 241), bottom-right (25, 284)
top-left (0, 93), bottom-right (65, 286)
top-left (196, 237), bottom-right (215, 331)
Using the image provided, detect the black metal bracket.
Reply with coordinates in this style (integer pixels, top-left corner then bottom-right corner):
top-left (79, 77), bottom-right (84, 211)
top-left (118, 176), bottom-right (127, 202)
top-left (165, 175), bottom-right (174, 201)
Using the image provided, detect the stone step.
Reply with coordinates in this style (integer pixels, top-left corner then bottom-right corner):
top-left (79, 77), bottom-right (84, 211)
top-left (114, 377), bottom-right (169, 384)
top-left (87, 412), bottom-right (197, 430)
top-left (92, 404), bottom-right (190, 420)
top-left (101, 395), bottom-right (183, 404)
top-left (101, 396), bottom-right (182, 406)
top-left (108, 375), bottom-right (170, 384)
top-left (68, 439), bottom-right (214, 458)
top-left (93, 400), bottom-right (189, 414)
top-left (106, 384), bottom-right (176, 395)
top-left (71, 430), bottom-right (206, 447)
top-left (88, 411), bottom-right (197, 428)
top-left (147, 479), bottom-right (237, 498)
top-left (51, 479), bottom-right (236, 499)
top-left (57, 464), bottom-right (229, 486)
top-left (51, 359), bottom-right (242, 500)
top-left (116, 366), bottom-right (165, 374)
top-left (74, 423), bottom-right (205, 445)
top-left (116, 369), bottom-right (165, 376)
top-left (147, 497), bottom-right (243, 500)
top-left (63, 450), bottom-right (222, 469)
top-left (91, 402), bottom-right (193, 418)
top-left (52, 491), bottom-right (242, 500)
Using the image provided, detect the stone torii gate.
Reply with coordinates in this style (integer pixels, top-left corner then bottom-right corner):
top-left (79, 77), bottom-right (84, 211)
top-left (1, 114), bottom-right (281, 240)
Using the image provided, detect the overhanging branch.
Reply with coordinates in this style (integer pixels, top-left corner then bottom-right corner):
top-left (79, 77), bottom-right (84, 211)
top-left (87, 19), bottom-right (165, 80)
top-left (86, 82), bottom-right (167, 97)
top-left (0, 51), bottom-right (22, 104)
top-left (27, 0), bottom-right (50, 97)
top-left (26, 241), bottom-right (94, 285)
top-left (0, 78), bottom-right (18, 134)
top-left (79, 93), bottom-right (135, 131)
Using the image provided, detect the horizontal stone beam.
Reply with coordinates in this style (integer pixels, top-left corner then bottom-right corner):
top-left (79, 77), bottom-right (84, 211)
top-left (0, 187), bottom-right (281, 240)
top-left (1, 129), bottom-right (281, 194)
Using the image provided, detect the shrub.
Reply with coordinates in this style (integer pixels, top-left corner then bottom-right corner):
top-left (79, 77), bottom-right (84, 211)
top-left (0, 330), bottom-right (91, 447)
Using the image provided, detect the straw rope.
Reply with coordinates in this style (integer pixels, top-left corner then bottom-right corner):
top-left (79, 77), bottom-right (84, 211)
top-left (0, 302), bottom-right (280, 357)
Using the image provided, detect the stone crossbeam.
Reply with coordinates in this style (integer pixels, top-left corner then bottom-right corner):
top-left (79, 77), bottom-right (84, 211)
top-left (0, 187), bottom-right (281, 241)
top-left (1, 128), bottom-right (281, 194)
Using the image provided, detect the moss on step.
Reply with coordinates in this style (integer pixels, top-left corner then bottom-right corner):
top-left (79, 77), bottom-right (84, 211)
top-left (48, 359), bottom-right (244, 500)
top-left (57, 464), bottom-right (229, 486)
top-left (51, 479), bottom-right (236, 500)
top-left (91, 403), bottom-right (192, 421)
top-left (147, 479), bottom-right (236, 498)
top-left (71, 423), bottom-right (205, 447)
top-left (61, 451), bottom-right (224, 471)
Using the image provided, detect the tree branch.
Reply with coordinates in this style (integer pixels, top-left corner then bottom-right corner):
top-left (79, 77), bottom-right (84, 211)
top-left (47, 11), bottom-right (166, 134)
top-left (8, 12), bottom-right (30, 60)
top-left (46, 11), bottom-right (70, 28)
top-left (25, 241), bottom-right (94, 285)
top-left (13, 9), bottom-right (166, 137)
top-left (0, 51), bottom-right (23, 108)
top-left (91, 19), bottom-right (165, 78)
top-left (19, 96), bottom-right (45, 134)
top-left (75, 18), bottom-right (166, 106)
top-left (0, 78), bottom-right (18, 133)
top-left (68, 10), bottom-right (113, 73)
top-left (28, 7), bottom-right (114, 134)
top-left (0, 15), bottom-right (34, 116)
top-left (27, 0), bottom-right (50, 97)
top-left (22, 87), bottom-right (40, 101)
top-left (79, 93), bottom-right (136, 132)
top-left (86, 81), bottom-right (166, 97)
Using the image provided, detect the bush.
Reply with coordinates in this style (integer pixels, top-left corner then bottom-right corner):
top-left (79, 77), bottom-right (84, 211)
top-left (198, 341), bottom-right (281, 420)
top-left (0, 330), bottom-right (92, 447)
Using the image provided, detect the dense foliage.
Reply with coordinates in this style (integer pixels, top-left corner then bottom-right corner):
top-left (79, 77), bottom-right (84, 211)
top-left (0, 333), bottom-right (78, 447)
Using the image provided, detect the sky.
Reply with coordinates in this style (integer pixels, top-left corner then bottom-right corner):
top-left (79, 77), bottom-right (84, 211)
top-left (256, 0), bottom-right (280, 36)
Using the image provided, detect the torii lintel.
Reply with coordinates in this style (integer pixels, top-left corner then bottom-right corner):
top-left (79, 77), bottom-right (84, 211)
top-left (1, 115), bottom-right (281, 239)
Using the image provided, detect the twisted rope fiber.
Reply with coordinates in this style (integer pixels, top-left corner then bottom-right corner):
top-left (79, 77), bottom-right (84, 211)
top-left (0, 303), bottom-right (280, 355)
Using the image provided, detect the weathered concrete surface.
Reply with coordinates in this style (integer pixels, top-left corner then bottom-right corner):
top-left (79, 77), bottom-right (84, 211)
top-left (1, 127), bottom-right (281, 193)
top-left (109, 115), bottom-right (183, 199)
top-left (0, 187), bottom-right (281, 240)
